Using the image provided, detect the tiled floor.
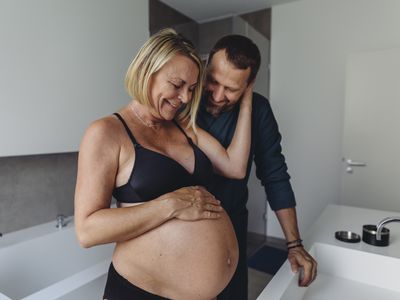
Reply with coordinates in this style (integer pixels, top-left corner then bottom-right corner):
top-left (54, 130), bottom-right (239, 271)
top-left (247, 232), bottom-right (286, 300)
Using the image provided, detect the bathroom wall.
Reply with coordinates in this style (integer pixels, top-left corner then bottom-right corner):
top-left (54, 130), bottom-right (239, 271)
top-left (0, 153), bottom-right (77, 233)
top-left (268, 0), bottom-right (400, 238)
top-left (198, 17), bottom-right (233, 55)
top-left (0, 1), bottom-right (149, 234)
top-left (0, 0), bottom-right (148, 157)
top-left (149, 0), bottom-right (199, 48)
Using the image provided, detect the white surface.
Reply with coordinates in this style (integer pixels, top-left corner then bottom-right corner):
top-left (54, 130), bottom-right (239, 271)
top-left (282, 272), bottom-right (400, 300)
top-left (258, 204), bottom-right (400, 299)
top-left (56, 274), bottom-right (107, 300)
top-left (268, 0), bottom-right (400, 238)
top-left (21, 259), bottom-right (110, 300)
top-left (341, 48), bottom-right (400, 211)
top-left (0, 0), bottom-right (148, 157)
top-left (280, 243), bottom-right (400, 300)
top-left (0, 218), bottom-right (113, 300)
top-left (0, 294), bottom-right (11, 300)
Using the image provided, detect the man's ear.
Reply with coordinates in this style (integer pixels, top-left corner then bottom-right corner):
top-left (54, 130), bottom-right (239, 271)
top-left (249, 78), bottom-right (256, 87)
top-left (247, 78), bottom-right (256, 86)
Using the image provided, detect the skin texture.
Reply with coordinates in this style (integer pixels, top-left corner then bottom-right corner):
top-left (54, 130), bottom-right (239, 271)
top-left (75, 54), bottom-right (253, 299)
top-left (204, 50), bottom-right (317, 287)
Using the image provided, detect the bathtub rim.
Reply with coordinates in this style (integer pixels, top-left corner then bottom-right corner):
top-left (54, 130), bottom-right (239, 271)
top-left (0, 204), bottom-right (118, 249)
top-left (20, 258), bottom-right (110, 300)
top-left (0, 217), bottom-right (74, 250)
top-left (0, 216), bottom-right (113, 300)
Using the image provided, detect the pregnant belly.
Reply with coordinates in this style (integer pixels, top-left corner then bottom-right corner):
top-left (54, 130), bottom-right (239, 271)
top-left (112, 210), bottom-right (239, 300)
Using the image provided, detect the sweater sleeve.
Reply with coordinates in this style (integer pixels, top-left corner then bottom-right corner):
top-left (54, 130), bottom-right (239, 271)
top-left (252, 93), bottom-right (296, 211)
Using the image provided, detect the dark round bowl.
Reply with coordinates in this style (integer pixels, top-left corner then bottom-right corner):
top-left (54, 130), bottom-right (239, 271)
top-left (362, 224), bottom-right (390, 246)
top-left (335, 231), bottom-right (361, 243)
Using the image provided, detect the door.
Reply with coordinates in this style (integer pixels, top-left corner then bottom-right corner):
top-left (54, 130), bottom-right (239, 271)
top-left (341, 48), bottom-right (400, 212)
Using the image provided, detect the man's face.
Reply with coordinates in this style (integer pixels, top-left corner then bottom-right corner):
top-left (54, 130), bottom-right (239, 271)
top-left (204, 50), bottom-right (251, 117)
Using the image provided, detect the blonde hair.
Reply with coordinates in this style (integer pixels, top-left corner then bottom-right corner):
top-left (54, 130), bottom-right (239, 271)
top-left (125, 28), bottom-right (204, 131)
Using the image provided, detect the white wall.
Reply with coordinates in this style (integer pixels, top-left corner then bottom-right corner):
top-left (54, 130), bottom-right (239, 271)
top-left (0, 0), bottom-right (148, 157)
top-left (268, 0), bottom-right (400, 238)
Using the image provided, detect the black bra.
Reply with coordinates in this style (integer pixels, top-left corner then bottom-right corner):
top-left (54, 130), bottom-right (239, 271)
top-left (112, 113), bottom-right (213, 203)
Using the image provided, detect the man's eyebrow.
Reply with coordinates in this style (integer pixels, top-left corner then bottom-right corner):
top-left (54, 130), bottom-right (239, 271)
top-left (207, 72), bottom-right (241, 90)
top-left (227, 87), bottom-right (240, 92)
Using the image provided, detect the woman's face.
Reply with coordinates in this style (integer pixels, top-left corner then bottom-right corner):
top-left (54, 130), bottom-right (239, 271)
top-left (148, 54), bottom-right (199, 121)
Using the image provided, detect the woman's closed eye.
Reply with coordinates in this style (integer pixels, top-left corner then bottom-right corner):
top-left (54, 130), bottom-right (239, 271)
top-left (170, 81), bottom-right (182, 89)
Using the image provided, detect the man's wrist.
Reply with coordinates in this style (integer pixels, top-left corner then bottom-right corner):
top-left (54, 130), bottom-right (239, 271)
top-left (287, 244), bottom-right (304, 251)
top-left (286, 238), bottom-right (303, 250)
top-left (286, 238), bottom-right (302, 246)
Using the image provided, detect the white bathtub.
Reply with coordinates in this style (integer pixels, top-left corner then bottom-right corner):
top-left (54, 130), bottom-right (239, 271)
top-left (0, 217), bottom-right (114, 300)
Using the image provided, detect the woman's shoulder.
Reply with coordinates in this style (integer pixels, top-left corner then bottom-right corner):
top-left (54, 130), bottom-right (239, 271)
top-left (87, 114), bottom-right (121, 136)
top-left (176, 118), bottom-right (199, 144)
top-left (81, 114), bottom-right (123, 150)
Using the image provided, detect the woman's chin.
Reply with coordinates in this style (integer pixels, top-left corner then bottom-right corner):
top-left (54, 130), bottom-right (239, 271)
top-left (161, 110), bottom-right (178, 121)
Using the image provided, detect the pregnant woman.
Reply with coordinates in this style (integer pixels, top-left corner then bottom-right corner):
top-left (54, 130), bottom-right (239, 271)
top-left (74, 28), bottom-right (253, 300)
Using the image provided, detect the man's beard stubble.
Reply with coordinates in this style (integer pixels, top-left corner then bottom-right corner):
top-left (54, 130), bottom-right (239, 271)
top-left (205, 91), bottom-right (228, 117)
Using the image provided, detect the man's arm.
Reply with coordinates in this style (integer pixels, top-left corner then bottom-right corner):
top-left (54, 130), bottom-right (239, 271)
top-left (252, 94), bottom-right (317, 286)
top-left (275, 207), bottom-right (317, 286)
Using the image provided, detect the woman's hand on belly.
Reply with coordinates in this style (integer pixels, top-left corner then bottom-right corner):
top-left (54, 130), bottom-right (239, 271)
top-left (163, 186), bottom-right (223, 221)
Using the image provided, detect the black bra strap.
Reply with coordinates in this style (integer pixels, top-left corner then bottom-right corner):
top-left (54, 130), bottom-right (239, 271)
top-left (113, 113), bottom-right (138, 146)
top-left (173, 119), bottom-right (194, 145)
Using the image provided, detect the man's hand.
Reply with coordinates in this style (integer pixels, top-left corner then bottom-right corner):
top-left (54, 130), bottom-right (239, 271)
top-left (275, 207), bottom-right (318, 286)
top-left (240, 81), bottom-right (254, 106)
top-left (287, 246), bottom-right (317, 287)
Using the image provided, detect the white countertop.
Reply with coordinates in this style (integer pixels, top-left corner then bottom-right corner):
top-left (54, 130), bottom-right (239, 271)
top-left (257, 204), bottom-right (400, 299)
top-left (304, 204), bottom-right (400, 258)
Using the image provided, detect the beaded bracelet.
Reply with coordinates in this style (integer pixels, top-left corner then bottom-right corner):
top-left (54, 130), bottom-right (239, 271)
top-left (287, 244), bottom-right (304, 250)
top-left (286, 238), bottom-right (303, 246)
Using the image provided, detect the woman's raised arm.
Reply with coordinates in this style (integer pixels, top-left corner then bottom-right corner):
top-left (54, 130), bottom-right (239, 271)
top-left (194, 83), bottom-right (253, 179)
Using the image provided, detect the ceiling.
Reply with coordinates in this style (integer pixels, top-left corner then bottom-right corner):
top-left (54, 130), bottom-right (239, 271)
top-left (159, 0), bottom-right (299, 23)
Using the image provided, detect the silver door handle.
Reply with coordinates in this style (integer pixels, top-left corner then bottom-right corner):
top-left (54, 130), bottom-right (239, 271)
top-left (345, 159), bottom-right (367, 167)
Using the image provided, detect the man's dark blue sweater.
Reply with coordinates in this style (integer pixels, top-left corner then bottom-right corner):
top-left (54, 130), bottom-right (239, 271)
top-left (197, 92), bottom-right (296, 300)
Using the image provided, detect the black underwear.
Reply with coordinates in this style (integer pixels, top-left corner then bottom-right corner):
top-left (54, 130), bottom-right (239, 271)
top-left (103, 263), bottom-right (171, 300)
